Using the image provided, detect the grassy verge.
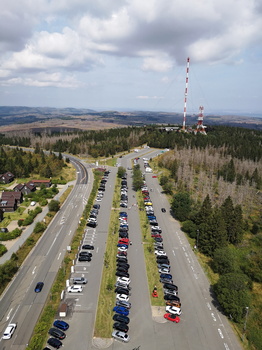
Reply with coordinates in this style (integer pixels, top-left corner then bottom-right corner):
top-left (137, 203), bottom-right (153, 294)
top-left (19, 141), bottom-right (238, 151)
top-left (94, 178), bottom-right (121, 338)
top-left (137, 191), bottom-right (164, 306)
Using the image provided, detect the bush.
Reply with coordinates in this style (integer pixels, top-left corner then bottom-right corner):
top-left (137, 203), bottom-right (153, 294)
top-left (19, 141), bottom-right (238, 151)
top-left (0, 244), bottom-right (7, 257)
top-left (34, 222), bottom-right (46, 234)
top-left (181, 220), bottom-right (197, 238)
top-left (48, 200), bottom-right (60, 212)
top-left (212, 247), bottom-right (240, 275)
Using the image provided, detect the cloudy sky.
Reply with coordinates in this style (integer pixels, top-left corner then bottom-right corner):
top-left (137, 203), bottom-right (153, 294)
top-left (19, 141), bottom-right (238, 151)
top-left (0, 0), bottom-right (262, 115)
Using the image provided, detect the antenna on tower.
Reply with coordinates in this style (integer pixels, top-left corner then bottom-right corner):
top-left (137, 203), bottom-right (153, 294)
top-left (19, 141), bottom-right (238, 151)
top-left (195, 105), bottom-right (207, 134)
top-left (182, 57), bottom-right (190, 131)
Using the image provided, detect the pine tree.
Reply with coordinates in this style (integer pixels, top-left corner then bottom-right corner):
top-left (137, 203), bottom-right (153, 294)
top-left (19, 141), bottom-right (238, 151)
top-left (220, 196), bottom-right (234, 241)
top-left (195, 194), bottom-right (213, 225)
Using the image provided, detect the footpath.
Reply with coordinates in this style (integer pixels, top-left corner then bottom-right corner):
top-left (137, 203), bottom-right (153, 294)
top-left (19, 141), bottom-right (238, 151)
top-left (0, 180), bottom-right (76, 265)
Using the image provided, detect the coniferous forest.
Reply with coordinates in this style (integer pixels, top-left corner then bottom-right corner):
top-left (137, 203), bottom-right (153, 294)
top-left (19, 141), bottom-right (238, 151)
top-left (0, 124), bottom-right (261, 349)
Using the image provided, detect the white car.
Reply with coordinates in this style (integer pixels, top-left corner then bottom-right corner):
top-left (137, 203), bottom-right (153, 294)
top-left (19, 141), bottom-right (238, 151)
top-left (155, 250), bottom-right (167, 256)
top-left (67, 285), bottom-right (83, 293)
top-left (112, 330), bottom-right (130, 343)
top-left (118, 246), bottom-right (128, 252)
top-left (96, 197), bottom-right (102, 202)
top-left (165, 305), bottom-right (181, 315)
top-left (2, 323), bottom-right (17, 339)
top-left (159, 267), bottom-right (170, 274)
top-left (117, 277), bottom-right (130, 285)
top-left (116, 294), bottom-right (129, 302)
top-left (164, 289), bottom-right (178, 296)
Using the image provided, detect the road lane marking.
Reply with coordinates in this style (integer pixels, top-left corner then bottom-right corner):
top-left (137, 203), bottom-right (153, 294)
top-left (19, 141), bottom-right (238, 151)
top-left (6, 308), bottom-right (13, 321)
top-left (224, 343), bottom-right (230, 350)
top-left (32, 266), bottom-right (37, 275)
top-left (57, 252), bottom-right (61, 260)
top-left (218, 328), bottom-right (224, 338)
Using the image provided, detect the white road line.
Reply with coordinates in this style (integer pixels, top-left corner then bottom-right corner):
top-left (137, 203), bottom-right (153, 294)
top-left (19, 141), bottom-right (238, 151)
top-left (57, 252), bottom-right (61, 260)
top-left (32, 266), bottom-right (37, 275)
top-left (218, 328), bottom-right (224, 339)
top-left (6, 308), bottom-right (13, 321)
top-left (207, 302), bottom-right (212, 310)
top-left (211, 313), bottom-right (217, 322)
top-left (224, 343), bottom-right (230, 350)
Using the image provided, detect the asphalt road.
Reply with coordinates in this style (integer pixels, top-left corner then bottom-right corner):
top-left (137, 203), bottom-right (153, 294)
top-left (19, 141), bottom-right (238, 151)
top-left (0, 157), bottom-right (92, 349)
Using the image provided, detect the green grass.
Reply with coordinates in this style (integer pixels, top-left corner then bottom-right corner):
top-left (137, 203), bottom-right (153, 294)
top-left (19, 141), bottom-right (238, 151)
top-left (94, 178), bottom-right (120, 338)
top-left (137, 192), bottom-right (165, 306)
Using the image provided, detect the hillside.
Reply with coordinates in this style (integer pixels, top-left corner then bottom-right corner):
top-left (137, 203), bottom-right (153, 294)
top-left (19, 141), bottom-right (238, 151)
top-left (0, 106), bottom-right (261, 133)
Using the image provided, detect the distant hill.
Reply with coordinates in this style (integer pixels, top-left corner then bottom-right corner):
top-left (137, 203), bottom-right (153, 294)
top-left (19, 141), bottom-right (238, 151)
top-left (0, 106), bottom-right (261, 132)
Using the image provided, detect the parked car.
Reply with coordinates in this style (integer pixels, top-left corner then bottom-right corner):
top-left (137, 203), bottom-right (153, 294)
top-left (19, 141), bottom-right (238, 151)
top-left (116, 294), bottom-right (129, 302)
top-left (164, 313), bottom-right (180, 323)
top-left (113, 314), bottom-right (130, 324)
top-left (117, 262), bottom-right (130, 269)
top-left (47, 337), bottom-right (62, 349)
top-left (115, 271), bottom-right (130, 278)
top-left (2, 323), bottom-right (17, 339)
top-left (67, 285), bottom-right (83, 293)
top-left (161, 208), bottom-right (166, 213)
top-left (113, 306), bottom-right (129, 316)
top-left (164, 289), bottom-right (178, 296)
top-left (78, 255), bottom-right (91, 262)
top-left (113, 322), bottom-right (129, 333)
top-left (114, 287), bottom-right (130, 295)
top-left (117, 276), bottom-right (130, 285)
top-left (48, 328), bottom-right (66, 340)
top-left (164, 295), bottom-right (180, 302)
top-left (73, 277), bottom-right (87, 284)
top-left (159, 267), bottom-right (170, 274)
top-left (34, 282), bottom-right (44, 293)
top-left (82, 244), bottom-right (94, 250)
top-left (160, 278), bottom-right (173, 284)
top-left (160, 273), bottom-right (172, 280)
top-left (165, 305), bottom-right (181, 315)
top-left (112, 330), bottom-right (130, 342)
top-left (115, 300), bottom-right (132, 309)
top-left (166, 300), bottom-right (182, 308)
top-left (79, 251), bottom-right (92, 257)
top-left (163, 283), bottom-right (178, 291)
top-left (53, 320), bottom-right (69, 331)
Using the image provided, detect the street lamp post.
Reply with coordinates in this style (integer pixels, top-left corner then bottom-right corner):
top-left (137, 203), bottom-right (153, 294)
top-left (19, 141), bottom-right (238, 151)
top-left (242, 306), bottom-right (249, 341)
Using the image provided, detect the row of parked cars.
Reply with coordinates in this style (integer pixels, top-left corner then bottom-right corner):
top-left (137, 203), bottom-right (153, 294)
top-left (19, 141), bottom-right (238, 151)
top-left (111, 178), bottom-right (132, 343)
top-left (142, 182), bottom-right (182, 323)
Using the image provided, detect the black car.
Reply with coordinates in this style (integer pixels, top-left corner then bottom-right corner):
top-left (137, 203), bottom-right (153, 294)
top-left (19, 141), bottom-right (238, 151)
top-left (93, 204), bottom-right (100, 209)
top-left (87, 221), bottom-right (97, 228)
top-left (47, 337), bottom-right (62, 349)
top-left (164, 294), bottom-right (180, 302)
top-left (82, 244), bottom-right (94, 250)
top-left (119, 232), bottom-right (129, 238)
top-left (78, 255), bottom-right (91, 262)
top-left (161, 208), bottom-right (166, 212)
top-left (116, 266), bottom-right (129, 273)
top-left (117, 262), bottom-right (130, 269)
top-left (115, 271), bottom-right (129, 278)
top-left (113, 322), bottom-right (129, 333)
top-left (119, 227), bottom-right (128, 232)
top-left (157, 258), bottom-right (170, 265)
top-left (114, 287), bottom-right (130, 295)
top-left (79, 251), bottom-right (92, 257)
top-left (48, 328), bottom-right (66, 340)
top-left (163, 283), bottom-right (178, 291)
top-left (116, 257), bottom-right (128, 263)
top-left (113, 314), bottom-right (130, 324)
top-left (34, 282), bottom-right (44, 293)
top-left (154, 237), bottom-right (163, 243)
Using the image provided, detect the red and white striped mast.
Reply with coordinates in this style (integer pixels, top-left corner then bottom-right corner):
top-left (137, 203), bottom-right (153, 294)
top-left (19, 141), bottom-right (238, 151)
top-left (182, 57), bottom-right (190, 131)
top-left (196, 105), bottom-right (207, 134)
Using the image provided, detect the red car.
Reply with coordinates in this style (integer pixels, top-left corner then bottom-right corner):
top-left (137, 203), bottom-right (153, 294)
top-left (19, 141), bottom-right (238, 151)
top-left (151, 234), bottom-right (162, 238)
top-left (118, 238), bottom-right (130, 244)
top-left (164, 313), bottom-right (180, 323)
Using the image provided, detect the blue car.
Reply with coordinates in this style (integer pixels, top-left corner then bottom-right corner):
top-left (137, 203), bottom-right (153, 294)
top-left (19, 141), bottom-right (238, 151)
top-left (113, 306), bottom-right (129, 316)
top-left (117, 243), bottom-right (128, 248)
top-left (53, 320), bottom-right (69, 331)
top-left (119, 212), bottom-right (128, 217)
top-left (160, 273), bottom-right (173, 280)
top-left (34, 282), bottom-right (44, 293)
top-left (147, 215), bottom-right (156, 220)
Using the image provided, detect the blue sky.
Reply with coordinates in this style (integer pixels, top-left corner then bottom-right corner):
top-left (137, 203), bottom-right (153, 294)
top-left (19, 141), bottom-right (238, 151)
top-left (0, 0), bottom-right (262, 115)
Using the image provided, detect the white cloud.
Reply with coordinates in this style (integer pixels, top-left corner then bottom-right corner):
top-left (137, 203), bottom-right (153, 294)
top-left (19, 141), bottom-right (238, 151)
top-left (142, 56), bottom-right (173, 72)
